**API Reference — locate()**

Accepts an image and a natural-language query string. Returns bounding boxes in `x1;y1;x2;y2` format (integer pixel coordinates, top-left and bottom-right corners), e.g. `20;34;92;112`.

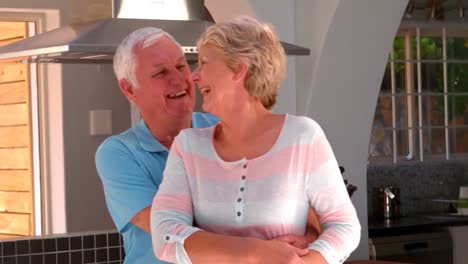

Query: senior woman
151;16;361;264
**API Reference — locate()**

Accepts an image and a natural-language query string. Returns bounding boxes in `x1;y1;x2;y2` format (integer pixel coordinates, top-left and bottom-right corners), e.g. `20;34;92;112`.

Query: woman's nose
191;67;200;83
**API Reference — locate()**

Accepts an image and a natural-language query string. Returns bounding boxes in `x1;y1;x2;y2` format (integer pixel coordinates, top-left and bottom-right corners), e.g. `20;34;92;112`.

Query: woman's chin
202;104;214;114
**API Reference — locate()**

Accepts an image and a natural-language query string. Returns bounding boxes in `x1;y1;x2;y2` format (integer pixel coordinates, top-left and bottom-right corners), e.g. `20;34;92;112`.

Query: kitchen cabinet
449;226;468;264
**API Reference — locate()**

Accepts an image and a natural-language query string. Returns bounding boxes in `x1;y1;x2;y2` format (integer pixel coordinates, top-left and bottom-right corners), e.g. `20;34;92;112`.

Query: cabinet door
449;226;468;264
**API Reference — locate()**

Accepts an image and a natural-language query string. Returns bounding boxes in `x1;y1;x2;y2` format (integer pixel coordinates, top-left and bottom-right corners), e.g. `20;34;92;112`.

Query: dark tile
56;238;69;252
16;241;29;255
3;256;15;264
43;239;56;253
95;235;107;248
108;233;120;247
109;247;120;261
17;255;29;264
109;262;122;264
119;234;123;245
30;254;43;264
82;235;94;249
44;253;56;264
70;251;82;264
30;240;43;254
120;246;125;260
0;242;3;256
57;252;69;264
2;242;15;257
83;250;94;264
70;237;81;251
96;248;107;262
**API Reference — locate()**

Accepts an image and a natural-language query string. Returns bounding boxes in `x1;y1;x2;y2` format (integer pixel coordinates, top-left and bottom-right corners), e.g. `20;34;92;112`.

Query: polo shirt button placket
236;162;248;222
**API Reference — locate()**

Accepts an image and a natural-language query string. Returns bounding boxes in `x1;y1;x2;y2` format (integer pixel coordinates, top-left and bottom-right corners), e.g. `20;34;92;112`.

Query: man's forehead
150;55;186;68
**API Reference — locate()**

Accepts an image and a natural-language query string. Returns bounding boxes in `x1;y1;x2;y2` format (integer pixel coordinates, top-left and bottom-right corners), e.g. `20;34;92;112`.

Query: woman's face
192;44;238;115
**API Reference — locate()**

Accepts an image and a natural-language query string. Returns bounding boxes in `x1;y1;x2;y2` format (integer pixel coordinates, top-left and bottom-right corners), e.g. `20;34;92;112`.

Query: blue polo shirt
95;112;218;264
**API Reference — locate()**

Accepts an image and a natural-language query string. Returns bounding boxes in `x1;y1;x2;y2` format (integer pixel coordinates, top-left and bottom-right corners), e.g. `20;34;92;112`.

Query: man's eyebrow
152;63;165;69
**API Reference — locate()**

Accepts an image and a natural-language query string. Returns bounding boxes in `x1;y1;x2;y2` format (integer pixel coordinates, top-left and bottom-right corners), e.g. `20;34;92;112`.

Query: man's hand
273;231;318;250
130;206;151;233
273;208;321;250
248;239;308;264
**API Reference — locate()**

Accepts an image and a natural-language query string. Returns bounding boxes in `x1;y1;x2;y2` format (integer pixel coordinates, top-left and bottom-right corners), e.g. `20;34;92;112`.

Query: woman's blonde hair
197;16;286;109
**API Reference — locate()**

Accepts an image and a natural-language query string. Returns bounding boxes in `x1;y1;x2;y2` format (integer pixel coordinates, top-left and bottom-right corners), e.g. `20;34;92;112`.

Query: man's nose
169;68;186;84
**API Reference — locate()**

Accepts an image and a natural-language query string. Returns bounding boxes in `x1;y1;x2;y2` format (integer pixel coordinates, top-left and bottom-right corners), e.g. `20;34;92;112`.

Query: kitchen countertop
368;214;468;237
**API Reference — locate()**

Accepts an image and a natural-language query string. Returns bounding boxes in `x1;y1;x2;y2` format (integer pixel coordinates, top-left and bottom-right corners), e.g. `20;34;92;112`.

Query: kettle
374;186;401;219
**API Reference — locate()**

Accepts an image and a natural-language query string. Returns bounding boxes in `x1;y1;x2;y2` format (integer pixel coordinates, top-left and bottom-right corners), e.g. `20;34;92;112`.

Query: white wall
295;0;408;260
250;0;297;115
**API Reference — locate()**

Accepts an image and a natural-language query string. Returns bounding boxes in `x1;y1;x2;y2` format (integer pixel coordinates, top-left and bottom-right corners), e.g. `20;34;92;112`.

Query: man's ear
233;62;248;84
119;79;137;104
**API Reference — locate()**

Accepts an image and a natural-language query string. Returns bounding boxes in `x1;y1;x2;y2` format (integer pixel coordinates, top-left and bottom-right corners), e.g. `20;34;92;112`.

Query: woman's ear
119;79;137;104
233;62;249;83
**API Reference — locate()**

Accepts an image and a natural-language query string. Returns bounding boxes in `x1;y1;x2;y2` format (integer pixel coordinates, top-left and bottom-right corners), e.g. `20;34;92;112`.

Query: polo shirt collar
133;120;168;152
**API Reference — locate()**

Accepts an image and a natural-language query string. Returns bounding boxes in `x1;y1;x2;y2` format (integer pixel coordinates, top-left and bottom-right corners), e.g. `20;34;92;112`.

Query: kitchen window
370;24;468;163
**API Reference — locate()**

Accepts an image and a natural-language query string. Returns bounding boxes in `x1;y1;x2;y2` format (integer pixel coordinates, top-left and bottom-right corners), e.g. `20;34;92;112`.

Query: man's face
128;36;195;121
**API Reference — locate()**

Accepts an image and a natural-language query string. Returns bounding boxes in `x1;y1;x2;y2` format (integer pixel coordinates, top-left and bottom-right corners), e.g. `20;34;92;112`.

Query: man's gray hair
113;27;181;88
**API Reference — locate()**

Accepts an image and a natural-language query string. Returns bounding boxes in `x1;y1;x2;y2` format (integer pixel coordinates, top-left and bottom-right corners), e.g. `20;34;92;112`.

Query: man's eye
152;70;167;78
176;65;186;70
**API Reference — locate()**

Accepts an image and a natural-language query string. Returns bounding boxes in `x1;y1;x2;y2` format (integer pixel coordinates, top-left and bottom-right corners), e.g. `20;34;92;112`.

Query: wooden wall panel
0;21;33;237
0;170;31;191
0;22;27;42
0;103;28;125
0;63;27;83
0;191;32;213
0;233;25;239
0;37;24;47
0;213;30;235
0;81;28;104
0;148;30;169
0;125;29;147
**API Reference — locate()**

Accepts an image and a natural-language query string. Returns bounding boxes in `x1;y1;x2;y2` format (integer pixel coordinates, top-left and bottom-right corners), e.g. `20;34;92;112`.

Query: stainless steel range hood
0;0;309;64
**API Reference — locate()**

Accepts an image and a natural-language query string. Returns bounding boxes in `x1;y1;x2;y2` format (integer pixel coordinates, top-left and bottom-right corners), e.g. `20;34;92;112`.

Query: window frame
370;22;468;164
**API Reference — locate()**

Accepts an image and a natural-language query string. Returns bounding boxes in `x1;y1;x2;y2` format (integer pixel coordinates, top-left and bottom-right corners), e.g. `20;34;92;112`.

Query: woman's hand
248;238;309;264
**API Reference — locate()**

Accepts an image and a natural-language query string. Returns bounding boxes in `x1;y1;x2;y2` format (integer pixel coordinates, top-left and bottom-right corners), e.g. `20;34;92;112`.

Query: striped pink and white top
151;115;361;264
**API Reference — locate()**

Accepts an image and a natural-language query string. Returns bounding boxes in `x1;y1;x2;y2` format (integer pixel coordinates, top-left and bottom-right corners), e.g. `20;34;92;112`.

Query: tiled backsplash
0;230;124;264
367;160;468;217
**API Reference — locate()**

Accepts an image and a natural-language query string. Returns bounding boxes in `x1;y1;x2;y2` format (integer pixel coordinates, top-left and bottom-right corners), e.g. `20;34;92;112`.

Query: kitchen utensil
374;186;400;219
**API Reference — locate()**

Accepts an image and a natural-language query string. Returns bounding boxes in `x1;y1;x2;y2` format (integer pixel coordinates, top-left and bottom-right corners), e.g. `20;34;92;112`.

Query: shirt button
240;187;244;192
243;164;247;169
165;236;170;241
237;198;242;202
241;175;246;180
237;212;242;216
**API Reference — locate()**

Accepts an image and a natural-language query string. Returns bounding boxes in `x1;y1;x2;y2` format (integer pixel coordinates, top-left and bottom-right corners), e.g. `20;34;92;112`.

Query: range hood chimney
0;0;309;64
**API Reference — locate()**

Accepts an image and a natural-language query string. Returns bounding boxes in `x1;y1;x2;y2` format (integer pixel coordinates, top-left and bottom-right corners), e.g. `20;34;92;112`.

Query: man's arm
96;137;158;234
131;206;151;233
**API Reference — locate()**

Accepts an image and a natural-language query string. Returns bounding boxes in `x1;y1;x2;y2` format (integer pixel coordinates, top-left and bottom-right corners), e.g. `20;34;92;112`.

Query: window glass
447;37;468;60
421;95;445;127
419;63;444;92
448;95;468;126
449;127;468;154
422;127;446;155
447;63;468;93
